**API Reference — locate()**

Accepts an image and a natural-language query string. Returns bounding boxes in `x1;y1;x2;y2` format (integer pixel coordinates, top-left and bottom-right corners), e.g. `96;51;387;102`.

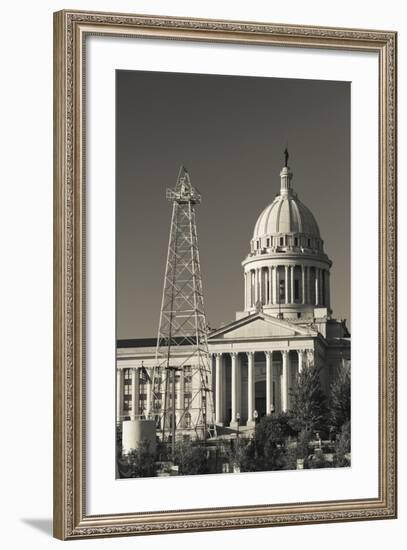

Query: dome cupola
242;150;332;320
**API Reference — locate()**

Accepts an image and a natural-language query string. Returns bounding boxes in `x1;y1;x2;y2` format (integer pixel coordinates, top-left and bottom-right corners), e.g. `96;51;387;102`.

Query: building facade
117;157;350;435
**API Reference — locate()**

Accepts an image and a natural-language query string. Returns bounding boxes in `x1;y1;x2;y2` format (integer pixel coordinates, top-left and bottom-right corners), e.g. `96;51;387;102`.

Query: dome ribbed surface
253;196;320;239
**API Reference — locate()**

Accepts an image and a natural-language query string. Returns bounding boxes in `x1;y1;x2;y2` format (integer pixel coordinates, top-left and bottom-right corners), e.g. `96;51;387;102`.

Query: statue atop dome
284;147;289;168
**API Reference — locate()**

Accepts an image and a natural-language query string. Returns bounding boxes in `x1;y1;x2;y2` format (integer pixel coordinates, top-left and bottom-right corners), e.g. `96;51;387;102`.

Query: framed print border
53;9;397;540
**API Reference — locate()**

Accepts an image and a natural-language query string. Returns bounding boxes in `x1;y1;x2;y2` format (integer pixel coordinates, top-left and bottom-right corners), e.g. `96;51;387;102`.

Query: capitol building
117;156;350;436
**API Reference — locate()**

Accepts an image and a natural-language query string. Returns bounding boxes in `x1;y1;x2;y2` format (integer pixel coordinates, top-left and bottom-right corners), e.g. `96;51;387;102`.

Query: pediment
209;313;316;341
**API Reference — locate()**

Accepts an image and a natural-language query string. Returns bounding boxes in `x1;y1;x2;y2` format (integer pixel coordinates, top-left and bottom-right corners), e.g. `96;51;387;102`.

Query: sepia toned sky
116;70;350;339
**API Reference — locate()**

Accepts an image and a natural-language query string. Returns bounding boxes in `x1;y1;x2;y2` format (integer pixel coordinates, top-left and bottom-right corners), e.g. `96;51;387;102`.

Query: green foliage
173;440;210;475
329;363;351;432
289;364;328;434
125;440;157;478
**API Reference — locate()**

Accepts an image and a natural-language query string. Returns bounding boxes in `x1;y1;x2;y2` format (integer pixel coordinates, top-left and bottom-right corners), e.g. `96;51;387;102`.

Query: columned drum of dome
242;156;332;320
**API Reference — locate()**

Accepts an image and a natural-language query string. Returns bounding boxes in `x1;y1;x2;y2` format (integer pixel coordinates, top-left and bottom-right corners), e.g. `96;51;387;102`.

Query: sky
116;70;350;339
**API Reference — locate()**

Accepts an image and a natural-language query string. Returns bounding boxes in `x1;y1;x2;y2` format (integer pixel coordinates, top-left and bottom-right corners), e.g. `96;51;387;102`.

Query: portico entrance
255;380;266;418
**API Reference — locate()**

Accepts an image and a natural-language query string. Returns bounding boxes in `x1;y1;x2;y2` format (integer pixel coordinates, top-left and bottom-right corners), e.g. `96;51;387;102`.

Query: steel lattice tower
149;166;216;451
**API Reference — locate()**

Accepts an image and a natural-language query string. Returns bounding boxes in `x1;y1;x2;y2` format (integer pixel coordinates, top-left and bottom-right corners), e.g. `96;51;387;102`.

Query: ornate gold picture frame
53;9;397;540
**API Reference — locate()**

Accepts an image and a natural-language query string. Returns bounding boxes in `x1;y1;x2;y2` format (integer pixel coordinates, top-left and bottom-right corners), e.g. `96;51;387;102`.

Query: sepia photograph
115;69;351;479
52;8;397;540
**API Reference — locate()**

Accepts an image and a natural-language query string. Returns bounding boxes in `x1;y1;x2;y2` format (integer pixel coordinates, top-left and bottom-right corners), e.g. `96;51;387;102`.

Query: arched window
184;412;192;428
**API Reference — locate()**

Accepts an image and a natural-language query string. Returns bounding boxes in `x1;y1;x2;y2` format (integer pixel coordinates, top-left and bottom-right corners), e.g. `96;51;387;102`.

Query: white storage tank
122;419;156;455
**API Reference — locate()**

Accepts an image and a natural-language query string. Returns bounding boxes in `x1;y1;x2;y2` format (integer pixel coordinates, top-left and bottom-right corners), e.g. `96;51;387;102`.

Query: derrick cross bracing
148;166;216;450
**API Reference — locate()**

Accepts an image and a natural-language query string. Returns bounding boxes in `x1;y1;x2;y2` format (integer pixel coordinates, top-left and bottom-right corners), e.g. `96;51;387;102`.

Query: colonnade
117;348;312;430
244;264;330;310
213;349;309;428
116;367;192;426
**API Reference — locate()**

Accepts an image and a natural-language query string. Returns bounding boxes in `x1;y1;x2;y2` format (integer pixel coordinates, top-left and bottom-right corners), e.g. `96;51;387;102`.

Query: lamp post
233;412;241;471
253;410;259;466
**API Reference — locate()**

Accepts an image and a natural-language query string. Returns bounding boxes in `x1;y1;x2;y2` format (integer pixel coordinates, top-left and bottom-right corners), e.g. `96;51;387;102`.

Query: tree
289;364;328;434
255;412;296;446
281;429;313;470
123;440;157;478
248;413;296;471
173;440;209;475
329;362;351;432
334;420;351;467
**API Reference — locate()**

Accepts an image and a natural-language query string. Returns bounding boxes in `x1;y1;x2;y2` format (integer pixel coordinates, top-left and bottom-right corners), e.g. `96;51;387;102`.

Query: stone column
306;266;311;304
326;271;331;310
247;352;255;425
285;265;289;304
249;270;253;307
268;266;272;304
320;270;324;306
259;269;263;304
145;373;152;418
244;272;247;310
301;265;306;304
264;268;268;305
237;354;242;417
249;271;252;309
215;353;224;425
290;265;295;304
230;352;240;428
131;367;139;420
265;351;273;415
116;368;123;423
273;266;277;304
298;350;305;375
320;269;323;305
281;351;289;412
315;267;319;306
254;270;258;304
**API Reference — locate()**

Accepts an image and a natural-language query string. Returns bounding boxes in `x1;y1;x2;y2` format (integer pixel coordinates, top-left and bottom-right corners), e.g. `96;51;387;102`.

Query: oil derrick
149;166;216;453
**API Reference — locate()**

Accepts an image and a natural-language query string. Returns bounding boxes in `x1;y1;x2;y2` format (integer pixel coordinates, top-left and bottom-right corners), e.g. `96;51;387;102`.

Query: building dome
253;195;320;240
249;164;324;253
242;151;332;320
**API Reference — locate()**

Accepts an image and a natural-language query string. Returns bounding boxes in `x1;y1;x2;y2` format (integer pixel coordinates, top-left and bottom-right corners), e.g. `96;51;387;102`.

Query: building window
266;238;270;247
184;392;192;408
279;279;285;301
294;279;300;301
294;237;298;246
280;237;284;246
307;238;311;247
